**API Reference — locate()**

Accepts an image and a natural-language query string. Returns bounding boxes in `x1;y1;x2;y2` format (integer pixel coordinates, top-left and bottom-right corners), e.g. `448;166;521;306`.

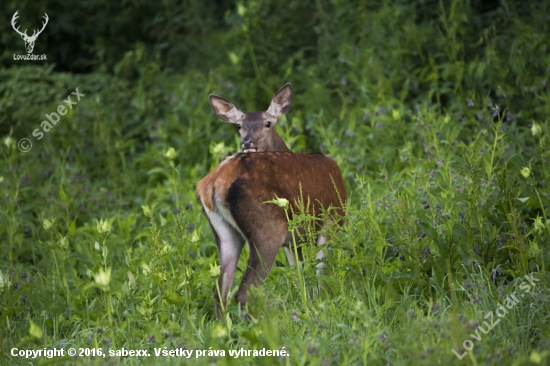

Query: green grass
1;0;550;364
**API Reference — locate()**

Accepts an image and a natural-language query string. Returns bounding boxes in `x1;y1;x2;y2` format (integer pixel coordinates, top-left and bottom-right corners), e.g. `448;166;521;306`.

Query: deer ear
209;95;245;123
267;83;292;118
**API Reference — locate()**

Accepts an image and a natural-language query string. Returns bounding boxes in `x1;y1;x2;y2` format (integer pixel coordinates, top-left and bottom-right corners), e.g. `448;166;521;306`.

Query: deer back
197;152;346;235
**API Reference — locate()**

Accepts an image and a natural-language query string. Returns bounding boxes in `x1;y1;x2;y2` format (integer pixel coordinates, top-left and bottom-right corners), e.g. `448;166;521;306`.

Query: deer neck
269;130;290;152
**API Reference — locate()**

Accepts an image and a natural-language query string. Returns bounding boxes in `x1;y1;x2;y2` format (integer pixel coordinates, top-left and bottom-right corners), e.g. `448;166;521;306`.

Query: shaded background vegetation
1;0;549;364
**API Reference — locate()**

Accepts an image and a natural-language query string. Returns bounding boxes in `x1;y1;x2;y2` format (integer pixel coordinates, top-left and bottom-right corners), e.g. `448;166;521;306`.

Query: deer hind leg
206;209;245;318
235;221;288;305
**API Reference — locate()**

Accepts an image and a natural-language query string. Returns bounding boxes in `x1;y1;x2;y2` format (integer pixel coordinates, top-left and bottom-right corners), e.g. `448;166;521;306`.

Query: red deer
196;152;346;317
209;83;293;153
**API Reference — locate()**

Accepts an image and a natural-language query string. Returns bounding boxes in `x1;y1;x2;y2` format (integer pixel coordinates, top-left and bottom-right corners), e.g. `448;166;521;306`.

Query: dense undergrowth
1;0;549;364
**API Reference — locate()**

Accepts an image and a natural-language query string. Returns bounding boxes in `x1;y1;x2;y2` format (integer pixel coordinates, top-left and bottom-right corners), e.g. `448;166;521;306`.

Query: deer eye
236;124;242;130
266;122;271;128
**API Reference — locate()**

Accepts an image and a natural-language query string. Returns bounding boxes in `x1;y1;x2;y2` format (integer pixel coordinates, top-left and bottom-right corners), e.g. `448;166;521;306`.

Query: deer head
11;11;49;54
209;83;293;152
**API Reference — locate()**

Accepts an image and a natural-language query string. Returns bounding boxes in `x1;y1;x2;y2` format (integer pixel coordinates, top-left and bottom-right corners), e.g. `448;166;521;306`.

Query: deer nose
242;136;253;149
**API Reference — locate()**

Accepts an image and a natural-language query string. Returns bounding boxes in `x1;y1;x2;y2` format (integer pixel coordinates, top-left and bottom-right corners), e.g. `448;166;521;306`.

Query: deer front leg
315;234;327;293
284;227;310;266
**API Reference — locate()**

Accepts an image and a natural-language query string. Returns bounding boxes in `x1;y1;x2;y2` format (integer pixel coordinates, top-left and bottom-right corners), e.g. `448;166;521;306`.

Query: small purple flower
147;335;156;343
173;209;180;215
505;112;512;122
467;100;474;107
479;149;484;155
474;244;481;254
421;199;429;209
362;112;369;121
379;331;388;342
491;267;503;280
60;340;66;346
421;246;431;258
492;108;500;117
431;302;440;314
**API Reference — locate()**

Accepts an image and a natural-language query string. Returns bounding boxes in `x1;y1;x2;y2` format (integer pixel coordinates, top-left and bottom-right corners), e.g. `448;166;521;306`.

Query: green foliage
1;0;550;364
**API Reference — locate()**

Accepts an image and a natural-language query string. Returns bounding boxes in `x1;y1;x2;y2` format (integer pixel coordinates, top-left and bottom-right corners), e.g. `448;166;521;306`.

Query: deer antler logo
11;11;49;54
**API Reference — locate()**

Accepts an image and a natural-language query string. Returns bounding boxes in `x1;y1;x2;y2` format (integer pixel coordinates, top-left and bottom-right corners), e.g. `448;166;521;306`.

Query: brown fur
196;152;346;316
